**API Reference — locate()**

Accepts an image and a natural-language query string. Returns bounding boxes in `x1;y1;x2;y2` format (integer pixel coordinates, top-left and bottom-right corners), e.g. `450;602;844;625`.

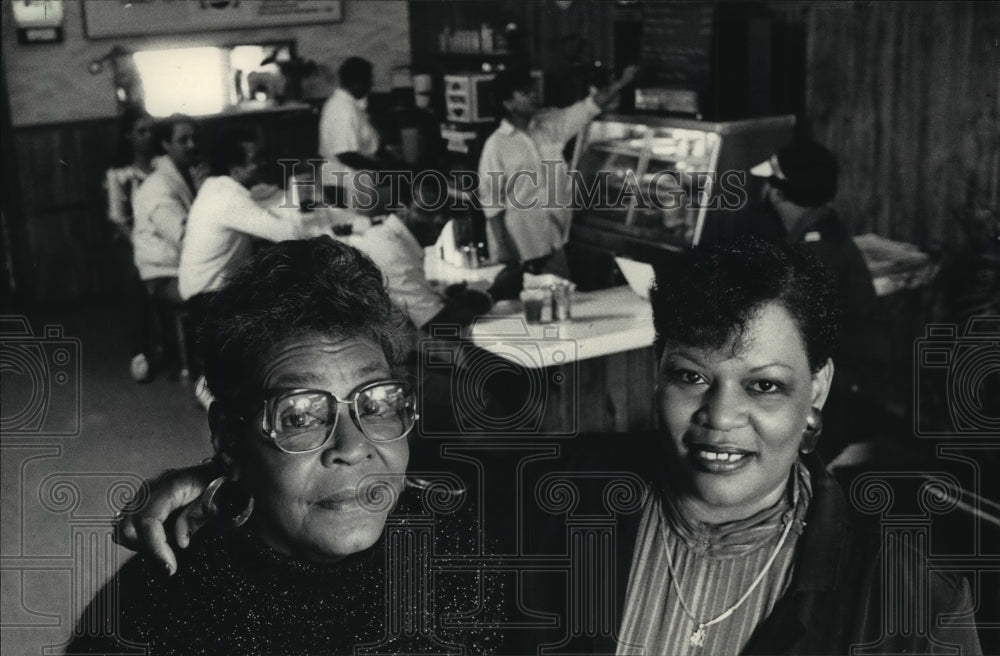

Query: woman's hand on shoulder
113;462;216;575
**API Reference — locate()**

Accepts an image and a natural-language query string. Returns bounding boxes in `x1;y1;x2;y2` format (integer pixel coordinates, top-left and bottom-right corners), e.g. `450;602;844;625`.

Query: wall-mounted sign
12;0;65;44
83;0;343;40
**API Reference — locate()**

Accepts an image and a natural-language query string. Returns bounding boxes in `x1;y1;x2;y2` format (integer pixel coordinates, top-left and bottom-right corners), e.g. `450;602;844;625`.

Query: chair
146;292;195;384
171;305;193;383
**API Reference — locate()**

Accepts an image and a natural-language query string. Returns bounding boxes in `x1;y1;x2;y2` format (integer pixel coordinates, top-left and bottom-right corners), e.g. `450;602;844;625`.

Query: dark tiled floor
2;304;208;655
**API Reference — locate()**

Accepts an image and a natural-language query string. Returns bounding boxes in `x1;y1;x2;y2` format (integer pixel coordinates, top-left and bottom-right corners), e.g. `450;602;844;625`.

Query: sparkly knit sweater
68;488;505;656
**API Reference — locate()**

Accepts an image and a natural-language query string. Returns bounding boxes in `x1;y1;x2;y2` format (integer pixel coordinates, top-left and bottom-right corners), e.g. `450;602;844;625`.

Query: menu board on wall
83;0;343;39
641;2;713;90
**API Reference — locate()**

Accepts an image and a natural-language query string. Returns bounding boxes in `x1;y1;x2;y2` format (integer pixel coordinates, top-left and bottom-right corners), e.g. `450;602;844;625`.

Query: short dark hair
156;113;196;145
490;63;535;106
338;56;373;88
119;104;150;137
650;236;839;372
114;104;153;165
197;236;408;405
214;127;257;175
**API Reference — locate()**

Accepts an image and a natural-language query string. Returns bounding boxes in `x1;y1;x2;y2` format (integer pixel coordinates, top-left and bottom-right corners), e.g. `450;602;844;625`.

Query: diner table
269;186;659;434
265;185;372;238
463;286;659;434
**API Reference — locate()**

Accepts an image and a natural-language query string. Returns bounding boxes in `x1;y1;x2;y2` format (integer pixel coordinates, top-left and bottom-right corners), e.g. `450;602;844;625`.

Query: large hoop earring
801;406;823;454
201;476;254;528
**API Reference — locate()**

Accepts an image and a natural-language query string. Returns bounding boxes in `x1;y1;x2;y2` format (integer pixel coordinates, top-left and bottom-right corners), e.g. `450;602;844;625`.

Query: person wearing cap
477;64;638;278
749;141;887;458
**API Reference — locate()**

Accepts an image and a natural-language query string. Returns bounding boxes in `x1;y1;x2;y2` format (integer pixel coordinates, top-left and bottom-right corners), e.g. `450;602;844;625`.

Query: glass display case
569;114;796;260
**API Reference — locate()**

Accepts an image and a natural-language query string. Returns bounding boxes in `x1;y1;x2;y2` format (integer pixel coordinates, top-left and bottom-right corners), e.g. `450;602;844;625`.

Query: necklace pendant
690;625;707;647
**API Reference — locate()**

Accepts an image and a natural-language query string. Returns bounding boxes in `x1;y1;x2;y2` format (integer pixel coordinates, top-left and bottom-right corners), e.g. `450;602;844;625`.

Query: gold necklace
658;506;795;648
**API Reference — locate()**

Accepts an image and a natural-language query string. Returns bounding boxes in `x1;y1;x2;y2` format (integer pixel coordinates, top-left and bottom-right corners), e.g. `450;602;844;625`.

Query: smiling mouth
688;445;755;471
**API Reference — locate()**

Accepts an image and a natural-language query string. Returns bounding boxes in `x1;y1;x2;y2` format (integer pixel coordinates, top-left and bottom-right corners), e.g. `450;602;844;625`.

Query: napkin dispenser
434;218;484;269
614;256;655;299
435;219;462;267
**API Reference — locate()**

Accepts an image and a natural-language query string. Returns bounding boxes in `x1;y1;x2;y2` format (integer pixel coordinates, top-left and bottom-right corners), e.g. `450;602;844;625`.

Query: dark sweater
67;488;505;656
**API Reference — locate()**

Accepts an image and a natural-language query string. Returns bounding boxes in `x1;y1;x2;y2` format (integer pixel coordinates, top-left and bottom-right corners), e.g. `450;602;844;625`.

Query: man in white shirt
179;130;327;301
477;65;638;277
133;114;209;303
318;57;396;210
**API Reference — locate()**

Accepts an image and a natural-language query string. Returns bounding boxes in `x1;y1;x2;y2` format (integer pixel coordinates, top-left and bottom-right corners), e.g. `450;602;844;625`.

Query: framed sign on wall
12;0;65;44
83;0;343;39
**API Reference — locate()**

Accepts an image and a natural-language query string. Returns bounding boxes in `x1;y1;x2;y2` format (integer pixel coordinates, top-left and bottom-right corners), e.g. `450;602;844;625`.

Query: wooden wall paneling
9;108;321;303
806;2;1000;249
962;4;1000;228
879;3;906;239
565;346;657;435
625;346;657;433
12;120;121;303
924;2;959;248
2;61;22;303
20;208;110;302
895;3;919;243
14;120;117;213
850;5;876;237
859;3;883;238
905;4;936;249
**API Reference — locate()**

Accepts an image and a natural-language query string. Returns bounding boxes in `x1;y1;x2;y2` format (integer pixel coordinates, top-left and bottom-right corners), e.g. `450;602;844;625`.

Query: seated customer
106;106;160;242
104;105;161;382
178;129;329;301
70;236;504;655
133;114;209;304
353;181;522;332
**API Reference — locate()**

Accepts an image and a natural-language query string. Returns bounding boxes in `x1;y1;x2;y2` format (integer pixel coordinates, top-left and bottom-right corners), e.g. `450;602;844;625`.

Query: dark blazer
513;433;982;656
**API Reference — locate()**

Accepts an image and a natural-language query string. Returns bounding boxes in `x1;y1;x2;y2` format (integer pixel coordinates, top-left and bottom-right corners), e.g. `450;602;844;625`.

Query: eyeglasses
260;380;417;454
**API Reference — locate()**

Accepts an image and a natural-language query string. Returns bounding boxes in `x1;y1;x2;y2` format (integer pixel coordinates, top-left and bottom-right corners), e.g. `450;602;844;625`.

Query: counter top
425;255;505;288
204;101;314;118
466;286;655;369
267;192;372;236
853;233;937;296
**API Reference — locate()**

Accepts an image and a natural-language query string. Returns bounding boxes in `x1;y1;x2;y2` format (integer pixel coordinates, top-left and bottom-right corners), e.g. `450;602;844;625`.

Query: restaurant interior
1;1;998;654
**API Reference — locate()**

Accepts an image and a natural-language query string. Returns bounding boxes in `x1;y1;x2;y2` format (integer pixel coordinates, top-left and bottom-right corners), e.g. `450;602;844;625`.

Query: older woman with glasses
103;237;984;656
70;236;503;655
